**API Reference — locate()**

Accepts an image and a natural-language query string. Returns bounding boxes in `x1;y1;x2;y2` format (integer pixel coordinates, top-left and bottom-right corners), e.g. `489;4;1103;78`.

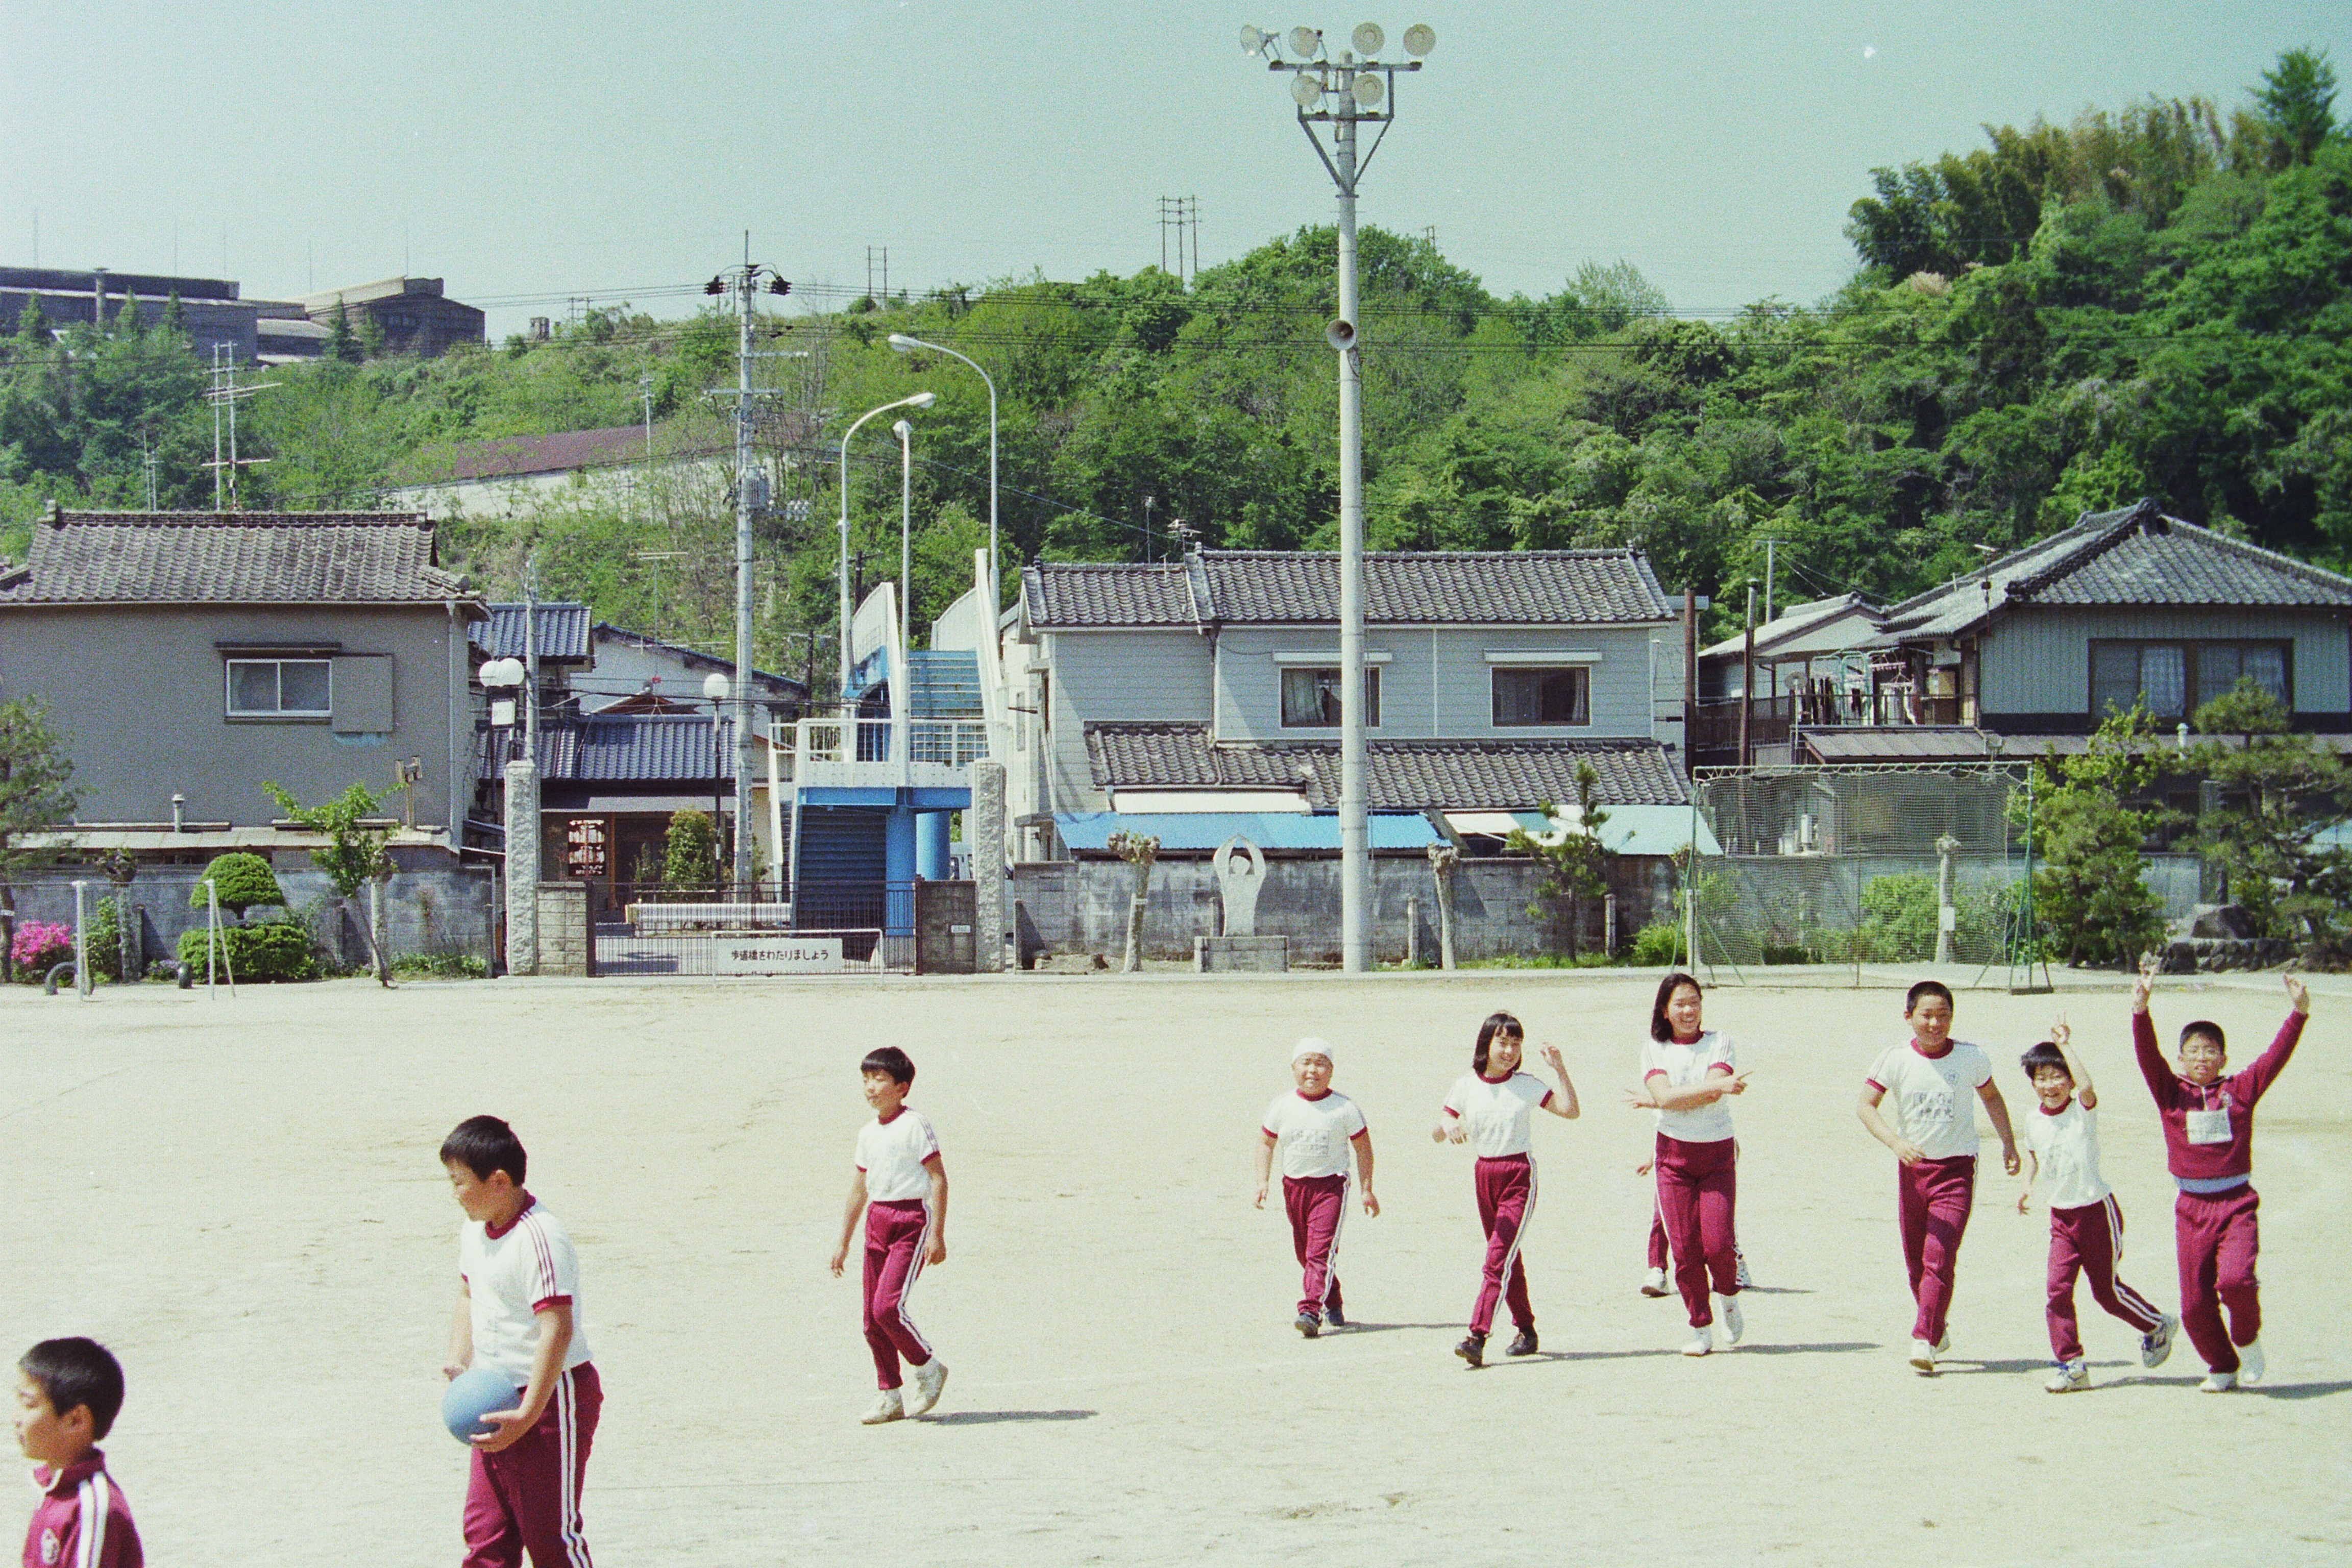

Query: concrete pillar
884;805;917;936
916;812;952;882
971;761;1006;973
504;760;541;975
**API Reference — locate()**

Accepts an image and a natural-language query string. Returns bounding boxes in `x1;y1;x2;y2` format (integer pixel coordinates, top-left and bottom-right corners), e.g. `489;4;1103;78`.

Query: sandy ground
5;967;2348;1567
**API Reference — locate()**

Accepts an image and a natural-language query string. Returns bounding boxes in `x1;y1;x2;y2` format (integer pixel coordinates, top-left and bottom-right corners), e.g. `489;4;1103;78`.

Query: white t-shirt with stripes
460;1199;593;1382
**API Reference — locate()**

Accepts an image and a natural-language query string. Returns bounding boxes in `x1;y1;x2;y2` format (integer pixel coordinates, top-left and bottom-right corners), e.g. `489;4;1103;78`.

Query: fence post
505;758;542;976
1406;892;1422;968
971;760;1007;974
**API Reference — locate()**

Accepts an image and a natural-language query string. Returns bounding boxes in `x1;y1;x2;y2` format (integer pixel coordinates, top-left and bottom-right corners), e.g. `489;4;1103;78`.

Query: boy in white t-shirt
829;1047;949;1425
440;1115;600;1568
1255;1037;1380;1338
2017;1021;2174;1392
1857;981;2020;1374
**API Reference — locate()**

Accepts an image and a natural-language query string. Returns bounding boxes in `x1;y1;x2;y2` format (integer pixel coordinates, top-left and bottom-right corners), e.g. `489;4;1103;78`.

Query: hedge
176;920;318;982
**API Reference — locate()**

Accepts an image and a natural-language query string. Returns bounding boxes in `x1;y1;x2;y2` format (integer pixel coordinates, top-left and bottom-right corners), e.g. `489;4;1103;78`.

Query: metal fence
591;881;911;975
1686;763;2045;985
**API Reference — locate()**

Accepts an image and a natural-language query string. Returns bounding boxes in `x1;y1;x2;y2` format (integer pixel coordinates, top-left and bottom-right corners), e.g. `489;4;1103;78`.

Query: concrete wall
0;603;479;829
7;861;495;972
1980;606;2351;719
1011;854;1676;966
536;882;589;977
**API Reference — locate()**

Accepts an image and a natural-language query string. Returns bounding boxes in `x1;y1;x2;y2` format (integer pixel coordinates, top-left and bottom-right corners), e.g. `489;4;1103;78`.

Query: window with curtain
1491;667;1591;726
2089;641;2292;720
1280;667;1379;727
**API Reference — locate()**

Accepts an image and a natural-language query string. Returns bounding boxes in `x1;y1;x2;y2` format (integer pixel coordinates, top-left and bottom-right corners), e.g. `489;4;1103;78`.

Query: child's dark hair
2179;1020;2227;1052
19;1338;124;1440
440;1115;527;1184
1473;1012;1524;1075
1650;972;1702;1043
862;1046;916;1086
2019;1042;2071;1080
1905;979;1955;1015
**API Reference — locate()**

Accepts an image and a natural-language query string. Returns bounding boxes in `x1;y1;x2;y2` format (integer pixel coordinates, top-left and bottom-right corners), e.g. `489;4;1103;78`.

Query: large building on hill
0;265;483;364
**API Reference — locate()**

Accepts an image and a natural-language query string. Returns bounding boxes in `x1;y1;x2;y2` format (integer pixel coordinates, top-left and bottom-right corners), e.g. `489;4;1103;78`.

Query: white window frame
225;657;333;719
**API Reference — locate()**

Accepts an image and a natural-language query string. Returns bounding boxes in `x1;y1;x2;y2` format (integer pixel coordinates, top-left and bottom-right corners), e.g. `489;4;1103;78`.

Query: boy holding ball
442;1115;600;1568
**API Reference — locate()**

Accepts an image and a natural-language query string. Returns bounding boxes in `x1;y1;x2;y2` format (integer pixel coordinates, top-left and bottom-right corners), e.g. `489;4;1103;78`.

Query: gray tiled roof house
0;508;471;603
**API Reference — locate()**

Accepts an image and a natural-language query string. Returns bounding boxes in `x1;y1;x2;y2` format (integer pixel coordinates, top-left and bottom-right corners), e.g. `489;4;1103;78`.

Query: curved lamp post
838;391;936;705
887;334;997;608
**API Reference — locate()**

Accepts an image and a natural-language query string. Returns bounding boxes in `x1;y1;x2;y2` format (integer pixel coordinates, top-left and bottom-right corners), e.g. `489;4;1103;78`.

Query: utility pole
704;237;794;891
1245;20;1435;972
203;345;277;510
1763;538;1778;623
523;552;541;757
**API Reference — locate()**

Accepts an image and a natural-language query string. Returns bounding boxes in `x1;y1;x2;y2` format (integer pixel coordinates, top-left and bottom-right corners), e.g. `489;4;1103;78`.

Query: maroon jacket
2133;1009;2304;1183
23;1452;140;1568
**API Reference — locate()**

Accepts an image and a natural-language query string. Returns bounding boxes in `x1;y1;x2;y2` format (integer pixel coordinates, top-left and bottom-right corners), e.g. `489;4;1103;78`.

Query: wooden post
1739;586;1756;768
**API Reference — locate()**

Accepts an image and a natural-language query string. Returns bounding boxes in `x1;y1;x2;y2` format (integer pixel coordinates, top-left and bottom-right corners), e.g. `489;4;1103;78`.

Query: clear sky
3;2;2346;333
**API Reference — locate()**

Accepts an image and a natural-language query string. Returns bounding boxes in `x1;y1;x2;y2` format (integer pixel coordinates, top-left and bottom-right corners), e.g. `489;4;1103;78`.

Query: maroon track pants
863;1198;936;1390
2175;1184;2262;1375
462;1362;600;1568
2046;1196;2164;1362
1897;1155;1976;1345
1648;1209;1669;1271
1656;1134;1738;1328
1283;1173;1349;1319
1470;1155;1536;1337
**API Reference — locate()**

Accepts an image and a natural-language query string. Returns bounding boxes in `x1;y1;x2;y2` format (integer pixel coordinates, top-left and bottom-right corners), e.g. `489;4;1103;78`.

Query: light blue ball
442;1367;525;1444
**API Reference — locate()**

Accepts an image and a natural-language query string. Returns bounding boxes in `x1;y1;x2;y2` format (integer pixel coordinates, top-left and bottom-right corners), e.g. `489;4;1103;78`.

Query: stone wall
8;861;494;974
535;882;590;977
1011;854;1676;967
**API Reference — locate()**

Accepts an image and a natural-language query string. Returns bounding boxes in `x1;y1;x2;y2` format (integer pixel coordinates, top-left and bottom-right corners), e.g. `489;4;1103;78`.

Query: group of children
17;964;2312;1568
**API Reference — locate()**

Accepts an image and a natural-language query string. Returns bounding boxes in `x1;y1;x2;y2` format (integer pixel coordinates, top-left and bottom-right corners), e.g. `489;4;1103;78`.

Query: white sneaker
1640;1266;1670;1297
1933;1329;1951;1356
1908;1338;1938;1374
861;1388;905;1425
909;1357;949;1416
1719;1296;1745;1345
2141;1315;2177;1369
1734;1248;1753;1290
1681;1328;1712;1357
2044;1360;2089;1393
2198;1370;2237;1393
2237;1341;2264;1386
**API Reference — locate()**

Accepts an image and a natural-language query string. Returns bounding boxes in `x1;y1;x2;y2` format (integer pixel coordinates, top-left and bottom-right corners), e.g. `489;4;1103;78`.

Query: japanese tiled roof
1085;722;1687;808
1877;500;2352;641
0;510;473;604
479;714;738;782
1026;549;1674;628
472;602;594;662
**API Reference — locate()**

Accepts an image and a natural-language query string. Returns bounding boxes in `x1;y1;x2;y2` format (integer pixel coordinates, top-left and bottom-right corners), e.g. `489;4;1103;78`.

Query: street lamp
702;672;730;887
893;418;915;650
887;333;998;608
1242;19;1436;972
838;392;937;705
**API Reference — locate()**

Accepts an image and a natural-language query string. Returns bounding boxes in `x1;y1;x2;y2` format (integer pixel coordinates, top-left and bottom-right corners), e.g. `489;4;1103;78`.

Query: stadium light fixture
1402;22;1435;56
1288;26;1321;58
1351;22;1384;55
1240;23;1269;55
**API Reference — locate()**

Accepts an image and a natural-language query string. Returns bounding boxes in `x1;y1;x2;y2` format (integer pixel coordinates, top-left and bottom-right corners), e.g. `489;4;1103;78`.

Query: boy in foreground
2016;1021;2173;1392
1255;1037;1379;1337
1857;980;2020;1375
15;1337;140;1567
443;1115;600;1568
2132;957;2310;1391
830;1047;949;1425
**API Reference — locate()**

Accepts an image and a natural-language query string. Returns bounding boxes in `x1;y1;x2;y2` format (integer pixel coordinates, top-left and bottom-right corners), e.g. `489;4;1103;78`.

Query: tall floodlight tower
1242;20;1436;971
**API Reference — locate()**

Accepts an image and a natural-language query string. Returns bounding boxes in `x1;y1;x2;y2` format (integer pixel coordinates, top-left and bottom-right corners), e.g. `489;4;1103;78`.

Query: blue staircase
793;805;889;929
905;649;985;719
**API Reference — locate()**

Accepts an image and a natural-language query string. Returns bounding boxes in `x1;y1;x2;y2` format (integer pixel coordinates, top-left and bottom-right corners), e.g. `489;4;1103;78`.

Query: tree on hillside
2247;47;2339;168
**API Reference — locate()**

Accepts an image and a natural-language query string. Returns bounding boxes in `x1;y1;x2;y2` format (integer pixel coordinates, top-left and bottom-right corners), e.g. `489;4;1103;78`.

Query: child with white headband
1254;1038;1380;1337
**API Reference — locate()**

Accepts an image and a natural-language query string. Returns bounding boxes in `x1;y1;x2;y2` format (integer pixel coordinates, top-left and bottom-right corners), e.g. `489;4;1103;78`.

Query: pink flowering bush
10;920;73;978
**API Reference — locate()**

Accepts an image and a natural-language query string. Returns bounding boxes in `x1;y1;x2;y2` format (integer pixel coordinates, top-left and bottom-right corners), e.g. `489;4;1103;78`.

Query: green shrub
1629;919;1686;967
176;919;318;981
188;853;286;919
1859;874;1938;962
662;810;718;886
391;951;487;979
84;895;132;982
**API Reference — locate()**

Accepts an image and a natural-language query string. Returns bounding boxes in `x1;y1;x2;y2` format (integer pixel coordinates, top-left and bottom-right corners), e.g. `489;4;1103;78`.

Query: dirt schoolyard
6;970;2345;1566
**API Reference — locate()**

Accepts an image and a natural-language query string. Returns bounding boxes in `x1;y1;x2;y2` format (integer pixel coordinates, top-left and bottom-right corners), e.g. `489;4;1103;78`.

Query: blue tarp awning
1056;811;1441;853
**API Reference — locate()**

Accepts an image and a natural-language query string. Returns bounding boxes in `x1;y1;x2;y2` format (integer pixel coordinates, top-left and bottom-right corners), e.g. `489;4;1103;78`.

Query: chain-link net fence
1686;764;2042;984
